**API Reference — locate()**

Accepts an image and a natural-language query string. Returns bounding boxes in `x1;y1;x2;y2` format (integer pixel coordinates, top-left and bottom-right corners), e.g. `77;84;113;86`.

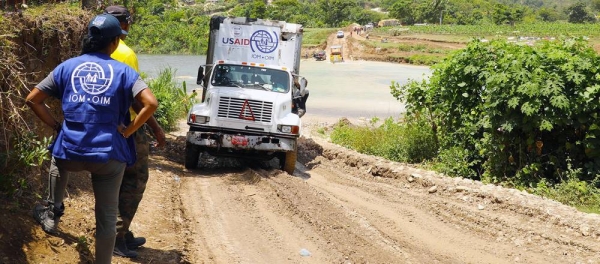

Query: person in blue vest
105;5;166;258
25;14;158;264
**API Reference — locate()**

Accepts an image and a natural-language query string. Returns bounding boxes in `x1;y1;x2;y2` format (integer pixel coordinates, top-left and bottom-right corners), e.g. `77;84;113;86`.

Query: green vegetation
16;0;593;56
142;68;197;132
403;54;442;65
126;0;210;54
303;28;338;46
355;37;449;65
122;0;385;54
331;37;600;213
400;22;600;39
331;117;437;163
11;0;600;55
75;236;92;256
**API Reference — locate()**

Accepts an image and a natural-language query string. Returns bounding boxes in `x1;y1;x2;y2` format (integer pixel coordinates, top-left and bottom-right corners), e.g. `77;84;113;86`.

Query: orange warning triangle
239;100;256;121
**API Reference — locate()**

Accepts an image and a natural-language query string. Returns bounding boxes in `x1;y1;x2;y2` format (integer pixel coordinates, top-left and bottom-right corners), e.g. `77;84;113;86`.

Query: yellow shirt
111;39;139;72
111;39;139;119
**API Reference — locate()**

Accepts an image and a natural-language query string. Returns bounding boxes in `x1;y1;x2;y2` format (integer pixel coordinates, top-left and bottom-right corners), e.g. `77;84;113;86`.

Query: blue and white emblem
71;62;114;95
250;30;278;53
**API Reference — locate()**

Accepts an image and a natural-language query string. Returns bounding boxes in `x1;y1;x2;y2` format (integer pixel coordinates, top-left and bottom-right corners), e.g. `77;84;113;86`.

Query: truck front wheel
281;149;297;174
185;142;201;169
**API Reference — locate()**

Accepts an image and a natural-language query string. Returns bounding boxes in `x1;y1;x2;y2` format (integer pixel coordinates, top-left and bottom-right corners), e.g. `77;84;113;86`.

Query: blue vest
50;53;139;165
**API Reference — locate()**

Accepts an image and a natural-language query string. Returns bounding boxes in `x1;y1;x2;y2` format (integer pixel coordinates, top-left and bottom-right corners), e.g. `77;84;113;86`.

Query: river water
138;54;431;125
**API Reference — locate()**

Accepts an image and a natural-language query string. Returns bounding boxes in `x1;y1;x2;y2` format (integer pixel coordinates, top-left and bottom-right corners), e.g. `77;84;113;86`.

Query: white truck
185;16;308;174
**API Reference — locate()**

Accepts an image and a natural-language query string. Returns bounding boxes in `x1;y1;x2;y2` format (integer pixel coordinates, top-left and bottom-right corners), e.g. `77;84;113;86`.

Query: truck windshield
211;64;290;93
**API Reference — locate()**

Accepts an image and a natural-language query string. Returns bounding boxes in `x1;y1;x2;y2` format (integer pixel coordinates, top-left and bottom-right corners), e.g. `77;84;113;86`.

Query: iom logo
68;62;114;105
71;62;114;95
250;30;278;53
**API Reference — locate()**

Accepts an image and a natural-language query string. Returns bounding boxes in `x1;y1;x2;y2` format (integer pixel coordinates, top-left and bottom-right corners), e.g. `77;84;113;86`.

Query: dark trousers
47;157;125;264
116;125;150;238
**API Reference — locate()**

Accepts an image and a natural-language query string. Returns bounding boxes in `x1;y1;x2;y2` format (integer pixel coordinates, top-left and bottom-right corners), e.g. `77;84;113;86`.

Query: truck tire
185;142;201;169
281;149;297;174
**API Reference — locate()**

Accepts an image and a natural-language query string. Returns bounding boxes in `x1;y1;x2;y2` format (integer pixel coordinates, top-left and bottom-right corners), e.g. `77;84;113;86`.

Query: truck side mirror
298;76;308;96
196;66;205;85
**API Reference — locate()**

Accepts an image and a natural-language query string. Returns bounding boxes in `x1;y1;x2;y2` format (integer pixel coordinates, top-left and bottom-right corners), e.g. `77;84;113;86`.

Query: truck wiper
229;83;243;88
249;83;271;91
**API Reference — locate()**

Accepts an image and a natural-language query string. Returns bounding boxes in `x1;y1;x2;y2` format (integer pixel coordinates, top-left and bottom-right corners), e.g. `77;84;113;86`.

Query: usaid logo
250;30;278;53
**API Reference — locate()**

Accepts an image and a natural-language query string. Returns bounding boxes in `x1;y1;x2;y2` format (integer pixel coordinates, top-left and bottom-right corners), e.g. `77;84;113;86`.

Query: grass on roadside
303;28;338;46
330;117;437;164
328;117;600;214
142;68;197;132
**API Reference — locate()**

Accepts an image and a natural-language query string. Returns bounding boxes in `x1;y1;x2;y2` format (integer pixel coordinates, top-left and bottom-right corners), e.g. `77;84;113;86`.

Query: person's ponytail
81;34;118;55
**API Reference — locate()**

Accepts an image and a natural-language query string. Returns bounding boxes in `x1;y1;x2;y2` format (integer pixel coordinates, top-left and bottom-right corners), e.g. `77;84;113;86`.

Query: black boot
125;231;146;249
113;237;138;258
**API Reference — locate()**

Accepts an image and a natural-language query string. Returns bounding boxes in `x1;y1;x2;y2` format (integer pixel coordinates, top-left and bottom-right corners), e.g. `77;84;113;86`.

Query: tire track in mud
173;129;600;264
299;133;600;264
179;167;334;263
295;160;540;263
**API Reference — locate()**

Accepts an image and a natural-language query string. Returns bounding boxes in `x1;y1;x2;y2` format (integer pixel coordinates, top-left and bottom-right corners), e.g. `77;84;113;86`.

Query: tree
350;8;385;25
268;0;300;21
249;0;267;19
441;0;493;25
538;7;560;22
492;3;526;26
566;2;596;23
388;0;449;25
316;0;359;27
388;0;417;25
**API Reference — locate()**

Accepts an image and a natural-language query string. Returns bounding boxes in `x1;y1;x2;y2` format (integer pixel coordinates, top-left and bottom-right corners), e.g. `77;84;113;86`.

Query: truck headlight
190;114;210;124
278;125;299;134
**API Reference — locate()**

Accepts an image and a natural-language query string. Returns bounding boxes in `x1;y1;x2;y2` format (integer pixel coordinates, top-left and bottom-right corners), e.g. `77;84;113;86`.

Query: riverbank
303;24;466;66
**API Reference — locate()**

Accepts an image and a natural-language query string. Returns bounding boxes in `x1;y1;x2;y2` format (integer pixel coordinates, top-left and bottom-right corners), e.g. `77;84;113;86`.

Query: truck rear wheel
185;142;201;169
281;149;297;174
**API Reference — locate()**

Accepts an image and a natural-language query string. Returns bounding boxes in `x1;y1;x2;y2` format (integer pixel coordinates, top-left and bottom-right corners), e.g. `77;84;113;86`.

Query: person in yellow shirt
104;5;166;259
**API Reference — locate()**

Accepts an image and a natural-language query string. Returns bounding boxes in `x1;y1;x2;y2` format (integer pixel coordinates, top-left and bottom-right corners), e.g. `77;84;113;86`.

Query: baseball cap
88;14;128;40
104;5;133;25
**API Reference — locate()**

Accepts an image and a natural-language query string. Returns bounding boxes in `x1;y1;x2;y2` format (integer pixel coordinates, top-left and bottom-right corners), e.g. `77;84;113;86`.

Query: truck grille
218;97;273;122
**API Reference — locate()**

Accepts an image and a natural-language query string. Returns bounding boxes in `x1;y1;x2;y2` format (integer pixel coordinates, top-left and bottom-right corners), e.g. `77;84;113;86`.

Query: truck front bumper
187;131;296;152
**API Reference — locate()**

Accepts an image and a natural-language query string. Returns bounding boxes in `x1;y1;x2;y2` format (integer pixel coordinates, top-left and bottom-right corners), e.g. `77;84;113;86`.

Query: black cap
88;14;128;40
104;5;133;25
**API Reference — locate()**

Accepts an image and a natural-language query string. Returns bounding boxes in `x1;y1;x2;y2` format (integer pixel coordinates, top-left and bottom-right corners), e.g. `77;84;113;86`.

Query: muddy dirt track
109;121;600;264
18;120;600;264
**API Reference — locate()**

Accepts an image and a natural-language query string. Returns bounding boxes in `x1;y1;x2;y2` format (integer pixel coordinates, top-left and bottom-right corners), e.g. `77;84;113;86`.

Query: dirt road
107;121;600;264
19;120;600;264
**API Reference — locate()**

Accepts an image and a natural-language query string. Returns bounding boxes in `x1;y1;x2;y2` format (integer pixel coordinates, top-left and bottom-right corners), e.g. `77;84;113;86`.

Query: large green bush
392;38;600;186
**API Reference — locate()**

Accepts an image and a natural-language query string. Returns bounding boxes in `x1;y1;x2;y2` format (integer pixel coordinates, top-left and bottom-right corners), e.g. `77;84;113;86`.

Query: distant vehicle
313;50;326;61
378;19;400;27
330;45;343;63
336;30;344;38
